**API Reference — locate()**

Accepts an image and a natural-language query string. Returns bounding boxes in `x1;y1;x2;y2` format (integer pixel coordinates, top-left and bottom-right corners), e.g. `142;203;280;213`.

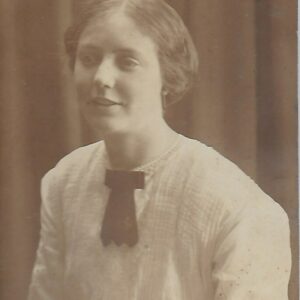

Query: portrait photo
0;0;298;299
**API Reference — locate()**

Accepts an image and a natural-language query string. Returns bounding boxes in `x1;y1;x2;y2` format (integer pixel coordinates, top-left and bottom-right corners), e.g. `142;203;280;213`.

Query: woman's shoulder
177;135;287;221
45;140;105;182
177;135;250;183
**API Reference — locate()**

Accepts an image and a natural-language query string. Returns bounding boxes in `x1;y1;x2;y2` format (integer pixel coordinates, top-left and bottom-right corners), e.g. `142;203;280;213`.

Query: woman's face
74;12;164;137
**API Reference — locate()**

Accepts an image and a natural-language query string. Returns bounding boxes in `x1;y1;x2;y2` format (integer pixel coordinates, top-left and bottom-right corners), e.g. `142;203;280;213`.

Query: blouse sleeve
211;199;291;300
28;169;64;300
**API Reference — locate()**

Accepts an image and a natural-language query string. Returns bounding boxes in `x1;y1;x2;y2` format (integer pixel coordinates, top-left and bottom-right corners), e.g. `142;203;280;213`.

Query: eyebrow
77;44;99;53
78;42;139;53
115;48;143;58
78;45;145;60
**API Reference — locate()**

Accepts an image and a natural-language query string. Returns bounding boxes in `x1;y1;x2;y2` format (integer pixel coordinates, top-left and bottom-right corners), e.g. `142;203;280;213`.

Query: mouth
89;97;121;107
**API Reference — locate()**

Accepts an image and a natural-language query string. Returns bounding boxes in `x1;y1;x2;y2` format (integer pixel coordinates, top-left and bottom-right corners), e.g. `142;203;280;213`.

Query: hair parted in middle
65;0;199;105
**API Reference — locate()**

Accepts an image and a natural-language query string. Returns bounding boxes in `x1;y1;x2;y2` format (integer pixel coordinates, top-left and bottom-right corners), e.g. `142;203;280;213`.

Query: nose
93;58;115;89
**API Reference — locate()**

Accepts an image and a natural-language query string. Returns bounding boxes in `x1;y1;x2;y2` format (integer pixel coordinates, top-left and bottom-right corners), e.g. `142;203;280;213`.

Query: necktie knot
101;169;145;247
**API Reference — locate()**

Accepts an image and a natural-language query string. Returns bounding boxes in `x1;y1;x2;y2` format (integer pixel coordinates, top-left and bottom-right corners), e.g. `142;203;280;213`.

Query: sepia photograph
0;0;298;299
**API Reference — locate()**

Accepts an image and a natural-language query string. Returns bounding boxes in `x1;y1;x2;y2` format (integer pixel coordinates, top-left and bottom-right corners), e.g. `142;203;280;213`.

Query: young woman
28;0;291;299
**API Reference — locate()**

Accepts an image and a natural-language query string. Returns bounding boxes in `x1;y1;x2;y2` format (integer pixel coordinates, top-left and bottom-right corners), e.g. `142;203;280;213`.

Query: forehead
78;12;158;53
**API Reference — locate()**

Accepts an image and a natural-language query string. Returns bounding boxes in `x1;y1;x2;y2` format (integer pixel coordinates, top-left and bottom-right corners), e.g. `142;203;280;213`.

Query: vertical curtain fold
255;1;298;299
0;1;81;299
184;0;258;178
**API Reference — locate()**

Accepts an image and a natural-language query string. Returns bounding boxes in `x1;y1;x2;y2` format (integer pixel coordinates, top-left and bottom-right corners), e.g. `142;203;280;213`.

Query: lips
90;97;121;106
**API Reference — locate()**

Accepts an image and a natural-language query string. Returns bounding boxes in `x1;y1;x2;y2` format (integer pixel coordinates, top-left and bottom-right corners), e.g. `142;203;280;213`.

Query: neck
104;121;178;170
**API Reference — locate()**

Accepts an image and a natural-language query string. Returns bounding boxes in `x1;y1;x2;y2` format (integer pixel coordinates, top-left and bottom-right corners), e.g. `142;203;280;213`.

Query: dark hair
64;0;199;103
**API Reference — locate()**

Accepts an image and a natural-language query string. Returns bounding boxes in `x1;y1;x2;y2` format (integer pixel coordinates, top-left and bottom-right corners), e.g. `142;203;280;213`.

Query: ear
161;89;168;110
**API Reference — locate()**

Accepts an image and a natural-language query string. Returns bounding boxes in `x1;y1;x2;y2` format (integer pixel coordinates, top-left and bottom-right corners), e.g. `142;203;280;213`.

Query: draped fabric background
0;0;297;299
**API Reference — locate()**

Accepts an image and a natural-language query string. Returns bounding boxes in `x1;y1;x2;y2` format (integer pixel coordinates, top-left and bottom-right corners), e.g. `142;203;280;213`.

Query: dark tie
101;169;145;247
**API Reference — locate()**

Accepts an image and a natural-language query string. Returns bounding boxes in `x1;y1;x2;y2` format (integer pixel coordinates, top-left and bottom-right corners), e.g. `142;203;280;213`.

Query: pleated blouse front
28;135;291;300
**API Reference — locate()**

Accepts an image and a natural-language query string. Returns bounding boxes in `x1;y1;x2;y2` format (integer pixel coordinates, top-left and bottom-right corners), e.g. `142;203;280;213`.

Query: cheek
126;68;162;95
117;77;161;105
73;64;94;98
141;73;163;100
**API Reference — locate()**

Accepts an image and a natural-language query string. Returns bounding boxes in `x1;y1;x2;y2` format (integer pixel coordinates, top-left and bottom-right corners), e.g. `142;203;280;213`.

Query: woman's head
65;0;199;104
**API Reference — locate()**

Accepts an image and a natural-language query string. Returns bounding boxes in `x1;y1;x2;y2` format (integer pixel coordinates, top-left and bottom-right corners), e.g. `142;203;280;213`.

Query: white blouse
28;135;291;300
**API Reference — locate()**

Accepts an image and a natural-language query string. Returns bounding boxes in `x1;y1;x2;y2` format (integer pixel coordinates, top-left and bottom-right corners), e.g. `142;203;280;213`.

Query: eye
78;52;99;68
117;56;140;70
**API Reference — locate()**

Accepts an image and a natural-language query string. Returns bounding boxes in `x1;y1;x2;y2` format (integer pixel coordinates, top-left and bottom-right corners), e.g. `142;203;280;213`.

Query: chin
86;118;126;137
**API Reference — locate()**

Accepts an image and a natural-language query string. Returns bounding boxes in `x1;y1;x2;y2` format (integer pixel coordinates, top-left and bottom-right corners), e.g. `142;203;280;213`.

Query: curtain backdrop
0;0;297;299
